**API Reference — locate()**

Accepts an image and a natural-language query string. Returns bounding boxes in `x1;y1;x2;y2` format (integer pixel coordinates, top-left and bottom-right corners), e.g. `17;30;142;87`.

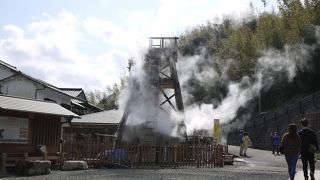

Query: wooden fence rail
62;141;224;168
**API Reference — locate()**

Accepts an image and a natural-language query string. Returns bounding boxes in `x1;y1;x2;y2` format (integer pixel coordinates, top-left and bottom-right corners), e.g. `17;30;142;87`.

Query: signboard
213;119;220;144
0;116;28;143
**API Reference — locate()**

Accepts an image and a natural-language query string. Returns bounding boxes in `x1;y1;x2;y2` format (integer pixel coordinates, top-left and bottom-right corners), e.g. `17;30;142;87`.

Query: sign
213;119;220;144
0;116;28;143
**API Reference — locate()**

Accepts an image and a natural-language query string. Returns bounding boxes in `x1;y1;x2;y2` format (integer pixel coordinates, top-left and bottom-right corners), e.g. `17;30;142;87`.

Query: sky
0;0;277;91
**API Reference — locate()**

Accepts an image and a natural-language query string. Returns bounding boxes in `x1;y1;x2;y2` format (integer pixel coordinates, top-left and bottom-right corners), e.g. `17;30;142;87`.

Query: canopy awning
0;95;80;118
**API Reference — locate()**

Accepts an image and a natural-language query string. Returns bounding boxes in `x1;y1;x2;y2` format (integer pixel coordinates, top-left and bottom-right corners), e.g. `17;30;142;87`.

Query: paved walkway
228;146;320;180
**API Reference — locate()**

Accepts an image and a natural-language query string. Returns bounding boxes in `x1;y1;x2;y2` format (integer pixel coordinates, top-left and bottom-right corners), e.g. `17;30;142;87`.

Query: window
61;103;71;110
43;98;57;103
0;116;28;143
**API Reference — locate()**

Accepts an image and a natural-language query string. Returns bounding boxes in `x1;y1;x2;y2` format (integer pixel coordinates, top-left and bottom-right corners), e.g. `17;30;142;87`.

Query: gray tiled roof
71;99;85;109
73;110;123;124
0;95;79;118
0;59;18;72
59;88;83;98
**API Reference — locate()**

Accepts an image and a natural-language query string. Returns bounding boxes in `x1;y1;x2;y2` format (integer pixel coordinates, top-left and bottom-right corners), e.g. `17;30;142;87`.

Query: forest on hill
87;0;320;115
177;0;320;113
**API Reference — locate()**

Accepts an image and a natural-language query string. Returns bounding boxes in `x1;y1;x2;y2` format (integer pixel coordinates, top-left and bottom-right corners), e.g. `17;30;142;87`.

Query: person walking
281;123;302;180
239;130;244;156
242;131;251;157
298;118;319;180
271;132;280;155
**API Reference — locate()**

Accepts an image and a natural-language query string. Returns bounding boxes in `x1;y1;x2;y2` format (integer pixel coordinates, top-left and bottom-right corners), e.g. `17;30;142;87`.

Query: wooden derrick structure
117;37;186;145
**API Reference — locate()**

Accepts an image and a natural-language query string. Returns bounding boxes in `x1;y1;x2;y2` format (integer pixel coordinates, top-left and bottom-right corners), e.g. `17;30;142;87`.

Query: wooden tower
117;37;186;145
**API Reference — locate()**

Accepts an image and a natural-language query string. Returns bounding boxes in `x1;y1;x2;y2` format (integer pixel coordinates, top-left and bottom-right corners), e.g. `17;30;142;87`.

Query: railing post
312;93;318;108
139;145;142;168
1;153;7;175
24;152;29;160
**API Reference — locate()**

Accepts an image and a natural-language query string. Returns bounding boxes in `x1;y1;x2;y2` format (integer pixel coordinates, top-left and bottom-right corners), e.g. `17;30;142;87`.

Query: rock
61;161;88;171
15;160;51;176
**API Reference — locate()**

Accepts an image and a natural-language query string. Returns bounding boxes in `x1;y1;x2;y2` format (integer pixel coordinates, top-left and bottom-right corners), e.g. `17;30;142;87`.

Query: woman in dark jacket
281;123;302;180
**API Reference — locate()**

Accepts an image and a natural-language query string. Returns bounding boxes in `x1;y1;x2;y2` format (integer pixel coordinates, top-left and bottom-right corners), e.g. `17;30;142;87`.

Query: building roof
0;72;78;100
0;59;19;72
71;99;86;109
59;88;83;98
0;60;101;112
0;60;81;100
72;109;123;124
0;95;79;118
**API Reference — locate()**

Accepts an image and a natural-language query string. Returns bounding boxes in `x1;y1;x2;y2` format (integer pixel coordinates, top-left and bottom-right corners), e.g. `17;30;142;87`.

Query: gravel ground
1;161;288;180
2;146;319;179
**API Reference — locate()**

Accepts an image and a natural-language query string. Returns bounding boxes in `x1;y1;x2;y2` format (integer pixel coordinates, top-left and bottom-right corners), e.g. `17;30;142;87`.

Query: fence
62;138;224;168
228;91;320;150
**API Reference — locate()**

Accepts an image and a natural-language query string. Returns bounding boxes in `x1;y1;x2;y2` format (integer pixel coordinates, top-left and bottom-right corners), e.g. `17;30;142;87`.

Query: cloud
83;0;256;52
122;0;254;35
0;10;129;89
0;0;266;91
83;18;126;45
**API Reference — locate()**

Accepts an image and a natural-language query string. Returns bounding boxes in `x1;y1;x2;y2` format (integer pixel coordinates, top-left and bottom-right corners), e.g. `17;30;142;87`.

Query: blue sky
0;0;277;90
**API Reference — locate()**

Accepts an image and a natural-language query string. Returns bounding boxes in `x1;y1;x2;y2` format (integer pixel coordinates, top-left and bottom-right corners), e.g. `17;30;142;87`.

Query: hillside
177;0;320;115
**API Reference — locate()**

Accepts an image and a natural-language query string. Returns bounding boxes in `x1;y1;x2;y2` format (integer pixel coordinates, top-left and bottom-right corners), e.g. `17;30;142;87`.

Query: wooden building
0;60;101;116
0;95;79;170
63;110;122;144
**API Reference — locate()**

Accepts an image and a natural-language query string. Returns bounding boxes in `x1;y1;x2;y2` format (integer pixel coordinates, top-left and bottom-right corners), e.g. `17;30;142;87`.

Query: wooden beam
160;63;169;71
160;79;175;89
169;58;184;111
160;94;175;106
161;89;176;111
160;72;171;79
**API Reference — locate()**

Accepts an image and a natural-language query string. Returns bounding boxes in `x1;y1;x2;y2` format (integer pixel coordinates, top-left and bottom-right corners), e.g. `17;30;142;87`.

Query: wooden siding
0;110;61;154
31;116;61;145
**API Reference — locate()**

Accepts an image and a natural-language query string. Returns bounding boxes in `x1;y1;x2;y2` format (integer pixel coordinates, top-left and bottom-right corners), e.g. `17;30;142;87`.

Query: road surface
228;145;320;180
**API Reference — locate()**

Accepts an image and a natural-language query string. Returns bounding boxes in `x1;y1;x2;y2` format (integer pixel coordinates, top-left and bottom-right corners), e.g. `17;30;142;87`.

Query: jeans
272;145;279;154
239;144;243;155
285;155;299;180
301;153;315;179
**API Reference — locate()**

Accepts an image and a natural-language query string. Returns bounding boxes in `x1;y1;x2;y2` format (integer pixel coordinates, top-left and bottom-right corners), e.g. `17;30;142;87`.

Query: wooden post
1;153;7;174
59;153;65;168
43;151;48;160
24;152;29;160
139;145;141;168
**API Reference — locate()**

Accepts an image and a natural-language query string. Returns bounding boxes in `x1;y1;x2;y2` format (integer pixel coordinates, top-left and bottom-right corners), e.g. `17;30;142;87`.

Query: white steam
178;42;316;135
118;27;320;139
118;49;180;140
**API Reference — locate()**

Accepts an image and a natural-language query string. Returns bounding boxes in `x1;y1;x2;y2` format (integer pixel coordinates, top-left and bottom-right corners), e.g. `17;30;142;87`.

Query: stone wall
228;91;320;150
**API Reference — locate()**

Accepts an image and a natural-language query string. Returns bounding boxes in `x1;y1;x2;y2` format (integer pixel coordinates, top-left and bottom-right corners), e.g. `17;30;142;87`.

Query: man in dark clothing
298;118;319;180
271;132;280;155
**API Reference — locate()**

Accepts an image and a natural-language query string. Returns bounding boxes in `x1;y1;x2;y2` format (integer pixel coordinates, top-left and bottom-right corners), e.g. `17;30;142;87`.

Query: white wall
0;77;35;98
37;88;71;105
0;66;14;80
0;76;72;106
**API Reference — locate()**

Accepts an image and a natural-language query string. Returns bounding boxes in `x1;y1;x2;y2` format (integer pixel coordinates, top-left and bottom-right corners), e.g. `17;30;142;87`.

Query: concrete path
228;146;320;180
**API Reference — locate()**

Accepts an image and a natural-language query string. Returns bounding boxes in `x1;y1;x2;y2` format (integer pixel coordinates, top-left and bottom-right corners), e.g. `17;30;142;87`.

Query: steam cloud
118;26;320;141
177;32;318;135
